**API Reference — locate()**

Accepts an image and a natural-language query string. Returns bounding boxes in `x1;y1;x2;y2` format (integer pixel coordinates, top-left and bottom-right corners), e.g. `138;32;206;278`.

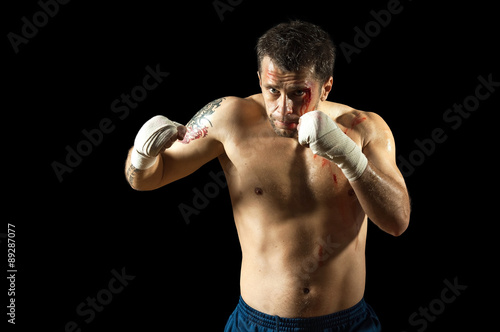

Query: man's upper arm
362;113;405;186
157;97;232;186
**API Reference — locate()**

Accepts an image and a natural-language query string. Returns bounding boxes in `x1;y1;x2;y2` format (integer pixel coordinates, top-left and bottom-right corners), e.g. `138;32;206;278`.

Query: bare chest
220;128;357;216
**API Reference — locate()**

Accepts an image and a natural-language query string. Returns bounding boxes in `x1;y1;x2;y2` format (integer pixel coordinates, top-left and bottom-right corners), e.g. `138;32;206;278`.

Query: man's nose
277;95;293;116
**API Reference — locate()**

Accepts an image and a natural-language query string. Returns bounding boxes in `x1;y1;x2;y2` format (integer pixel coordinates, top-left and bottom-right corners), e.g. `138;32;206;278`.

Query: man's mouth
274;120;298;130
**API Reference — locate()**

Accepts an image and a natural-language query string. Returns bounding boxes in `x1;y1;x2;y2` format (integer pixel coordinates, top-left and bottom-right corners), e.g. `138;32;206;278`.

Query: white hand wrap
298;111;368;181
131;115;181;170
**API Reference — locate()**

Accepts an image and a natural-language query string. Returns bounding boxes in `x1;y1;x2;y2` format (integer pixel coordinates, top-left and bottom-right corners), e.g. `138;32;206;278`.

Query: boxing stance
125;21;410;331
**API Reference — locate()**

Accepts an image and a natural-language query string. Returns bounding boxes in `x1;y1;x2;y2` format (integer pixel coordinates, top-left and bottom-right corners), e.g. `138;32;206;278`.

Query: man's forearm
125;147;163;191
350;161;410;236
125;115;186;190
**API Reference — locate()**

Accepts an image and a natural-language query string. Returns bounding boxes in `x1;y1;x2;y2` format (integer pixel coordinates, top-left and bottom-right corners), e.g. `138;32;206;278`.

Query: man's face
258;56;331;138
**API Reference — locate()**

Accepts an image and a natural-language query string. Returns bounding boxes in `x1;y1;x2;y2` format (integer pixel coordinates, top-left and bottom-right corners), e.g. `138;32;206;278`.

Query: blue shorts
224;297;381;332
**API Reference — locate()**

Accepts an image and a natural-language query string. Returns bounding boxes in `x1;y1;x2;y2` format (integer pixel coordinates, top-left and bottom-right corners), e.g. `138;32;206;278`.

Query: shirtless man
125;21;410;331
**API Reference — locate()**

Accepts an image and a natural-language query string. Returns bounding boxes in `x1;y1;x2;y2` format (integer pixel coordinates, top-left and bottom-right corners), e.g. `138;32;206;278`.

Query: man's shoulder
210;94;265;123
321;101;386;130
209;94;263;111
321;101;391;147
199;95;265;141
224;94;265;113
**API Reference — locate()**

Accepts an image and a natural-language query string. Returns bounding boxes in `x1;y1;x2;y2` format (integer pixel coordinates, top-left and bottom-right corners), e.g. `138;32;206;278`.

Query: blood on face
298;87;312;116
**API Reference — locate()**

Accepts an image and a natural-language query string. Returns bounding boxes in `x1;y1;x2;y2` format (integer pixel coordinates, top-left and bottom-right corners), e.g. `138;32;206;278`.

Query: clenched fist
298;111;368;181
131;115;186;169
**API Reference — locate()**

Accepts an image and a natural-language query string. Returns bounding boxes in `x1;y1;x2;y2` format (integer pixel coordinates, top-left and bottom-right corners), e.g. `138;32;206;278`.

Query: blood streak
318;245;324;267
344;116;367;134
320;158;329;168
352;116;367;127
299;88;312;116
316;157;337;186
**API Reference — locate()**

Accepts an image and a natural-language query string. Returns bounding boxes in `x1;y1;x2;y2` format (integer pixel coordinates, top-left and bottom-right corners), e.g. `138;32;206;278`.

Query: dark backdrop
4;0;497;331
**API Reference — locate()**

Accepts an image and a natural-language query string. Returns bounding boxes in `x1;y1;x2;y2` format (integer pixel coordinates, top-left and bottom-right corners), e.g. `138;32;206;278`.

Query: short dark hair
256;20;336;83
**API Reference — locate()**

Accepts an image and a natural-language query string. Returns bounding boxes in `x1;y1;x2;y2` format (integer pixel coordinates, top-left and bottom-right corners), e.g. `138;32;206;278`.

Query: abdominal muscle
234;205;368;318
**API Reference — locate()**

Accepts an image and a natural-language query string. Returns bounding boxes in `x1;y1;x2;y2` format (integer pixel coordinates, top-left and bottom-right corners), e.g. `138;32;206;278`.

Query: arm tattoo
126;164;141;187
181;97;225;144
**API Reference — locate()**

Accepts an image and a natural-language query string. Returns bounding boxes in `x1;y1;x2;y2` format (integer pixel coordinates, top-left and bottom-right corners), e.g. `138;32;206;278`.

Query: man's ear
257;71;262;87
321;76;333;101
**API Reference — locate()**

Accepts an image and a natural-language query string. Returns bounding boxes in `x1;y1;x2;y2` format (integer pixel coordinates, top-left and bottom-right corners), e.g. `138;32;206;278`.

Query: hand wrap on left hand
298;111;368;181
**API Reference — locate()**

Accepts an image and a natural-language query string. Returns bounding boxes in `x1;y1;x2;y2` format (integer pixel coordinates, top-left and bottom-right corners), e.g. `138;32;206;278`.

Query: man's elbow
125;174;162;191
387;210;410;237
124;149;164;191
389;222;408;237
128;181;154;191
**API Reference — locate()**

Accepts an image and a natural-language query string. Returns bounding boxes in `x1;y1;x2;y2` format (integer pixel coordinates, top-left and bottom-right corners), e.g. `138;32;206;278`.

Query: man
125;21;410;331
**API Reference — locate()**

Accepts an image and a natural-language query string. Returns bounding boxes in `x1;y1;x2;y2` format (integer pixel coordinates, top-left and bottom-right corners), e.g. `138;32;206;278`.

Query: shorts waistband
237;296;369;330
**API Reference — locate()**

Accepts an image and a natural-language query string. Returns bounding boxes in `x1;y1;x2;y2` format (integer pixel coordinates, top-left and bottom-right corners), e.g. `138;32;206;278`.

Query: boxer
125;20;410;331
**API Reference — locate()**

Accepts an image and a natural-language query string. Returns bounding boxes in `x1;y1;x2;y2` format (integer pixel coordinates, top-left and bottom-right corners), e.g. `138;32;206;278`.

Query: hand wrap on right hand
131;115;182;169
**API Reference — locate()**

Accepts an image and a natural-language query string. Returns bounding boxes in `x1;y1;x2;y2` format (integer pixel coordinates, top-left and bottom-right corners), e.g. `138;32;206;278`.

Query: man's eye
294;90;305;96
269;88;278;94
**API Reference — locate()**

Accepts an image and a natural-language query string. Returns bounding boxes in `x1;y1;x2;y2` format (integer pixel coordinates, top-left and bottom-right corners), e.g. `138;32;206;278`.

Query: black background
3;0;498;331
